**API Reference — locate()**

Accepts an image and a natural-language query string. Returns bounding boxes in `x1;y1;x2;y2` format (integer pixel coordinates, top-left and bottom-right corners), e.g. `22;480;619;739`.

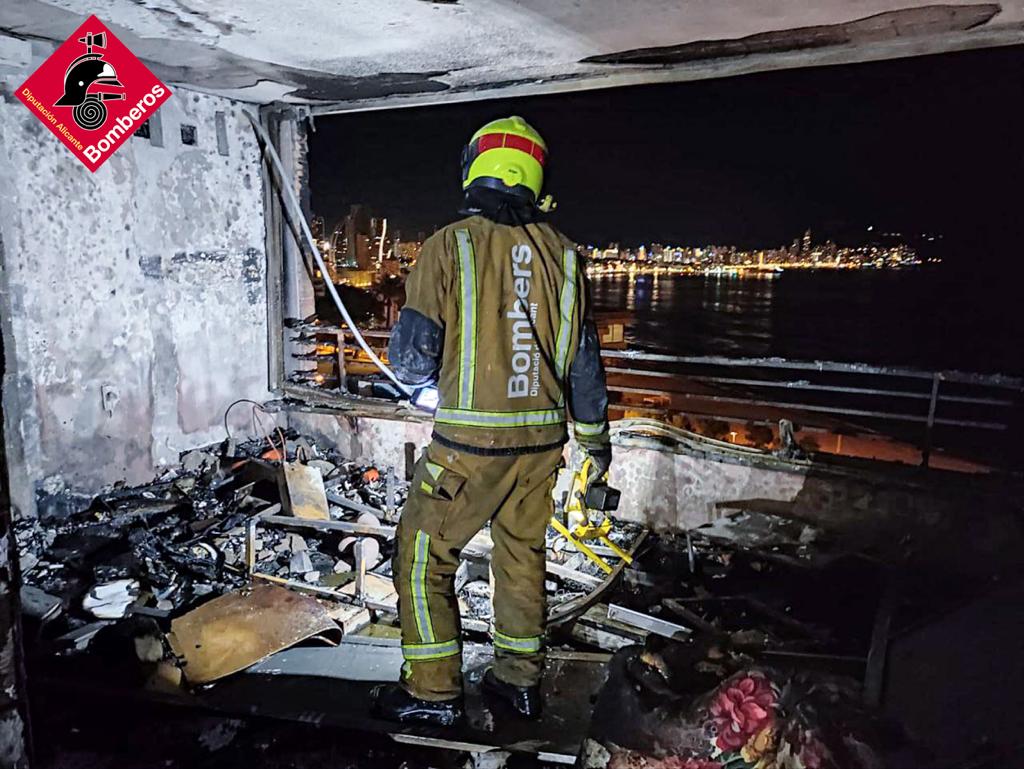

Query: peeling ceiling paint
584;4;1003;64
1;0;1022;105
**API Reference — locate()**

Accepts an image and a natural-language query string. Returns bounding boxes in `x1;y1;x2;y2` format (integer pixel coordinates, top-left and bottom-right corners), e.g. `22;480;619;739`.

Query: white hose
244;112;412;397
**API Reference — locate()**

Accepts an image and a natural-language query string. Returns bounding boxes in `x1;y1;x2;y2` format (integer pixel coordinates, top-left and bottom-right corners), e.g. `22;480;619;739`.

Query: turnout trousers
393;440;563;701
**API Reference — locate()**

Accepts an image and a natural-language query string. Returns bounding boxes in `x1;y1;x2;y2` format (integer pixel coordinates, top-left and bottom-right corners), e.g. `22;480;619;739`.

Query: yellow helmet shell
461;116;547;202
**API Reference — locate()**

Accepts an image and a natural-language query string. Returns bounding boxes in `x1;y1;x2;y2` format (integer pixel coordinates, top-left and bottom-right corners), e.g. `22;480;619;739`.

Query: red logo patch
16;15;171;172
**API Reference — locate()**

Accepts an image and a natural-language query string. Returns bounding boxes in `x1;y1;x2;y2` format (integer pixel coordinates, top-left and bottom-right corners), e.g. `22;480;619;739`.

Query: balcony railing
283;323;1024;472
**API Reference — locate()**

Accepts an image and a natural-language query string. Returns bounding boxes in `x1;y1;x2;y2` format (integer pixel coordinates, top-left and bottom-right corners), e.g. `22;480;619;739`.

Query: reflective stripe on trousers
574;420;607;436
494;629;543;654
411;530;435;642
402;638;461;661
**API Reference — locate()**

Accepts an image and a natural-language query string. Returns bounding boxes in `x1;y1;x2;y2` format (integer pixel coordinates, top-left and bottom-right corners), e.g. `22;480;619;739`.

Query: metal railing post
335;329;346;393
921;373;941;468
289;326;1022;471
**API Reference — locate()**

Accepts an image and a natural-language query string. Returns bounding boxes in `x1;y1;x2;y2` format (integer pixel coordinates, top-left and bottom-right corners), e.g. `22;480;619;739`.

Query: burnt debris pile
17;433;405;656
15;430;642;685
14;429;1012;765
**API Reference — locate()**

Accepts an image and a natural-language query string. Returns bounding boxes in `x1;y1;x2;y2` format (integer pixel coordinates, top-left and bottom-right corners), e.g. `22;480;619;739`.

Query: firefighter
372;116;611;726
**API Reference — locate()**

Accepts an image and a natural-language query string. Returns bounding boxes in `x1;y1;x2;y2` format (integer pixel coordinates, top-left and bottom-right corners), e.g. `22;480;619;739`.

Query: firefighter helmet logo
16;15;171;172
54;31;126;131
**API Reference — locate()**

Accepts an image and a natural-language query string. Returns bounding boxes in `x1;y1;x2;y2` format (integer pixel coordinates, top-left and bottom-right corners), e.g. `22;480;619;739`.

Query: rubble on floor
16;428;642;693
573;524;883;663
15;422;888;696
19;435;386;613
16;423;1016;765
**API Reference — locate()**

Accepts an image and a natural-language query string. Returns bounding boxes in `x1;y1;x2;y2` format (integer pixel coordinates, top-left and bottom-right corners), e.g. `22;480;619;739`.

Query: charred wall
287;411;433;471
0;37;271;520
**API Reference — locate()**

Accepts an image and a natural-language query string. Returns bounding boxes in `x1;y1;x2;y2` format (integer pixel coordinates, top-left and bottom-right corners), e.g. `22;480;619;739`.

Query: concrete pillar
279;115;316;322
0;268;31;768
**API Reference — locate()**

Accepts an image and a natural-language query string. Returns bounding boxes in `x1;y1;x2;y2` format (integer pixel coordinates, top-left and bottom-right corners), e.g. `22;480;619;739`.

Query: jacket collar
459;187;545;226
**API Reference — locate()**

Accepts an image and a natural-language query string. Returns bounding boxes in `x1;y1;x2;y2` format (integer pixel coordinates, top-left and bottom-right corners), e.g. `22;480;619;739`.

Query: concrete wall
609;436;1024;575
289;410;1024;578
0;37;271;518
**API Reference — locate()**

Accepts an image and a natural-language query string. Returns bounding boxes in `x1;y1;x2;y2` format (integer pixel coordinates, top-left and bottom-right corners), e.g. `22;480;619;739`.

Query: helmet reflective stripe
553;247;578;398
435;407;565;428
454;229;478;409
463;132;547;170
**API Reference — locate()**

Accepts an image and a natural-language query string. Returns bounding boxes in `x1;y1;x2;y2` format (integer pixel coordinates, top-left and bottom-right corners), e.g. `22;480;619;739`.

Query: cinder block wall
0;39;271;518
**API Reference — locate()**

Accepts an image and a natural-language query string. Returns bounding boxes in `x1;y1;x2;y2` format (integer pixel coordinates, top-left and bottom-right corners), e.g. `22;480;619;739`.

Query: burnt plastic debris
16;432;406;660
584;481;621;512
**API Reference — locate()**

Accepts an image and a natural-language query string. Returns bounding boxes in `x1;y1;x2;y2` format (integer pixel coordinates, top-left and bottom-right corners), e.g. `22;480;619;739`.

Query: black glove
585;447;612;485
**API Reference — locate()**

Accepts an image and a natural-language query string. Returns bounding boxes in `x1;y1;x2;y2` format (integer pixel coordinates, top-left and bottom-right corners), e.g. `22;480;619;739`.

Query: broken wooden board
340;572;398;609
278;461;330;520
166;583;341;684
322;602;372;635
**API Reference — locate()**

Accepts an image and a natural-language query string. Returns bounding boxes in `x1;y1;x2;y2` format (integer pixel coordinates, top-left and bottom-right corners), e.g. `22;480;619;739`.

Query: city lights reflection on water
587;270;1022;374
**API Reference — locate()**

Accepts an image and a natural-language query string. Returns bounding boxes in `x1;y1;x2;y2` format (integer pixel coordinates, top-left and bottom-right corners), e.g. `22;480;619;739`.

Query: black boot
372;684;463;726
482;669;542;719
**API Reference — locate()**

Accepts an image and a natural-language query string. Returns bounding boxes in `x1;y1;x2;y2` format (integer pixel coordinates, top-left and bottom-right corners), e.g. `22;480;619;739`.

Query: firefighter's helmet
461;116;547;204
55;56;122;107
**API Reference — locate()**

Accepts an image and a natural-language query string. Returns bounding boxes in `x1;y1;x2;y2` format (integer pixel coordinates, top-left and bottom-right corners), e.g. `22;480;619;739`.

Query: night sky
309;46;1024;263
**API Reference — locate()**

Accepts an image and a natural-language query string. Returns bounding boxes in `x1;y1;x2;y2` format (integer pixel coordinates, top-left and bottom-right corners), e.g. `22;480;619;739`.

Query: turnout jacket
389;214;610;454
